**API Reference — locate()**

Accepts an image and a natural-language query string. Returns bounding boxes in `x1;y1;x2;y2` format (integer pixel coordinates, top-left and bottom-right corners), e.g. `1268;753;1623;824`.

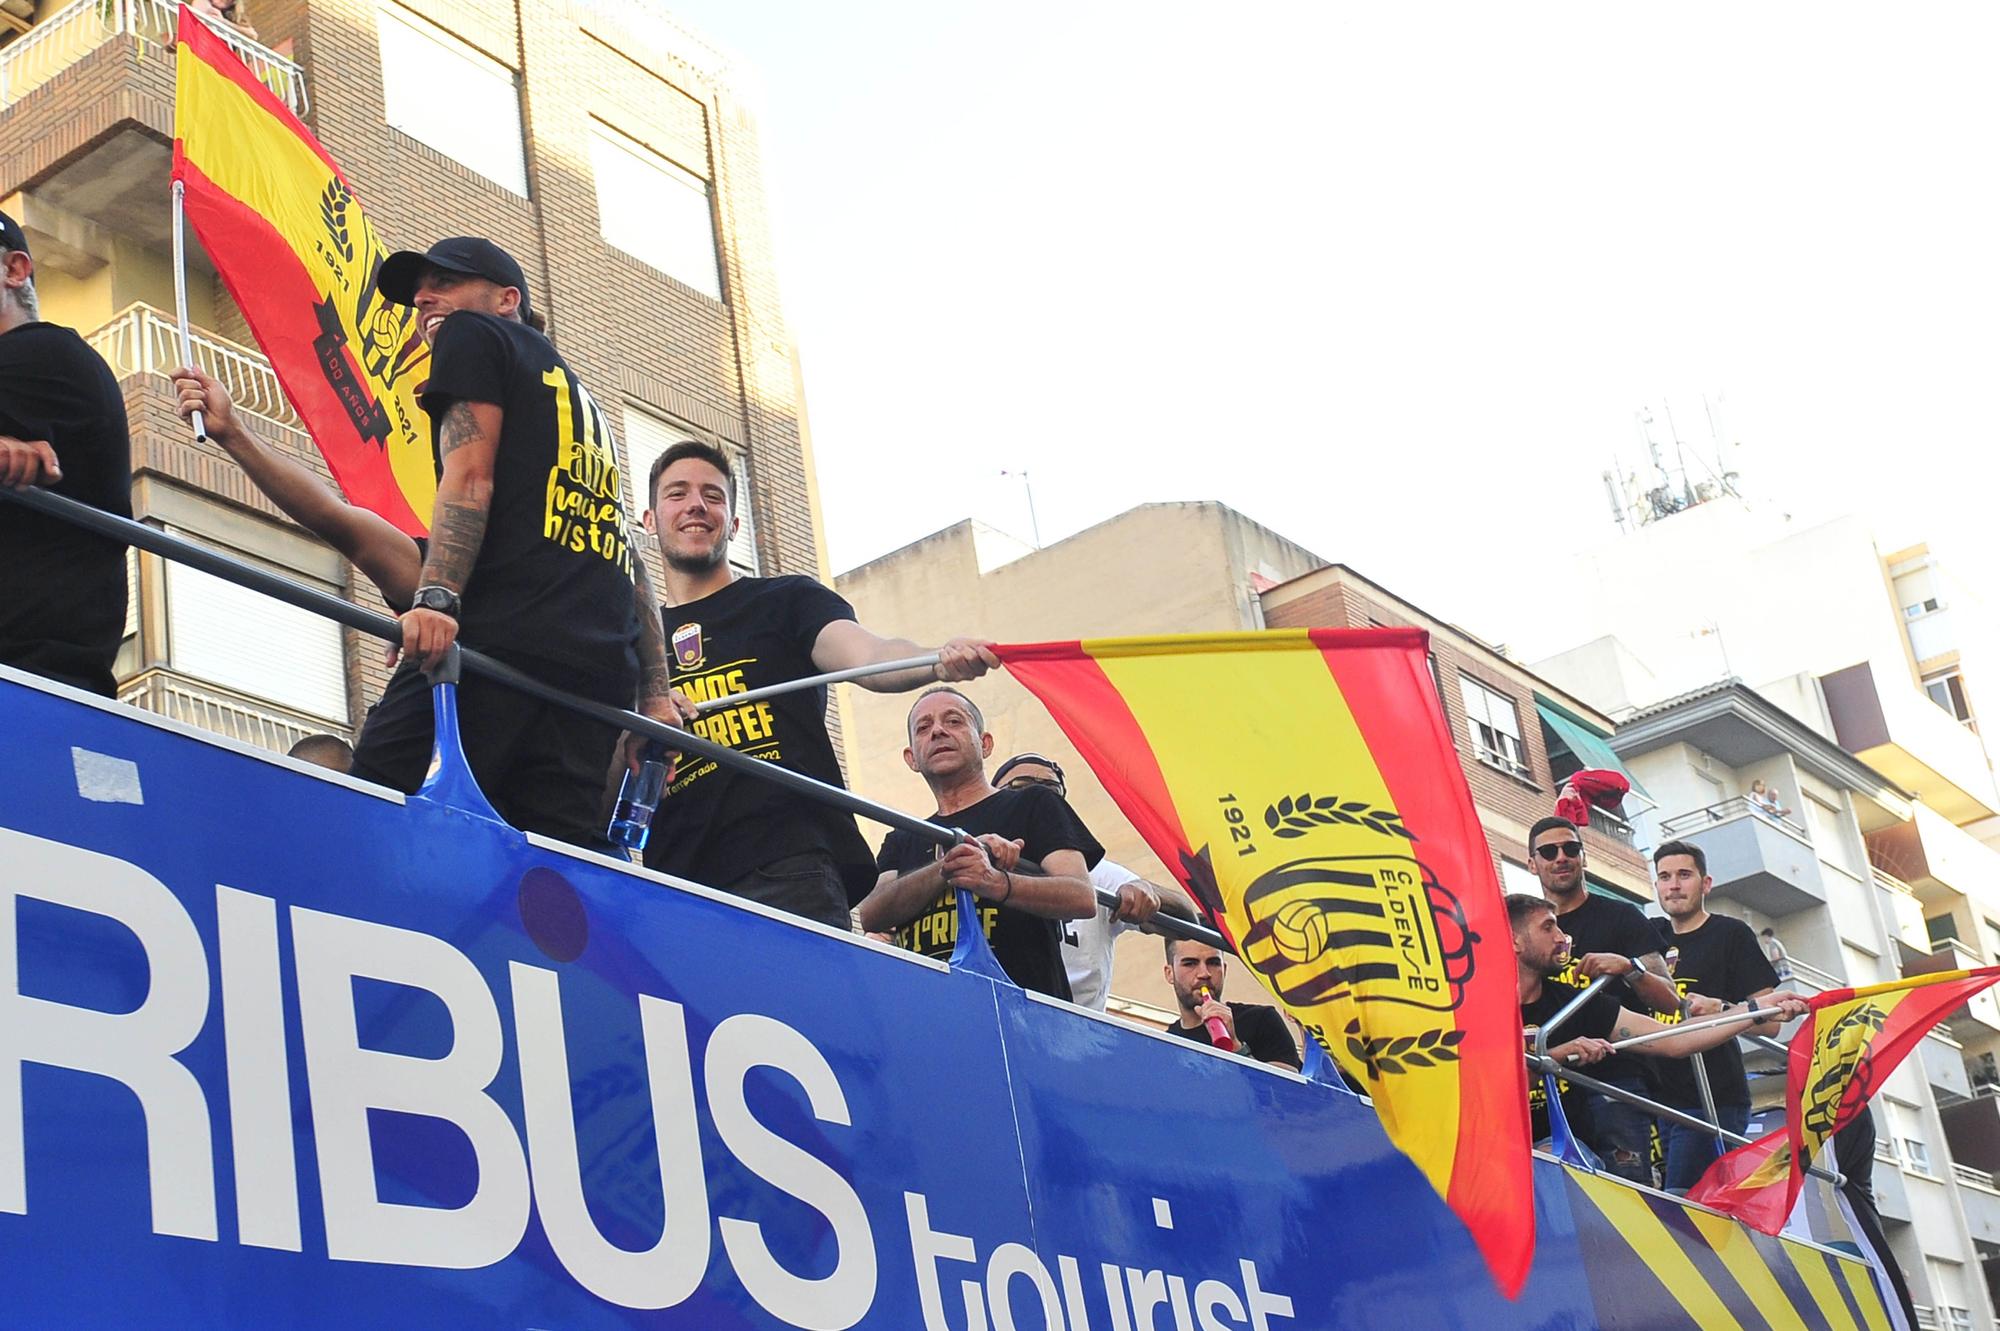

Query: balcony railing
0;0;306;113
1954;1162;1999;1191
88;303;301;433
1659;795;1811;842
119;667;344;755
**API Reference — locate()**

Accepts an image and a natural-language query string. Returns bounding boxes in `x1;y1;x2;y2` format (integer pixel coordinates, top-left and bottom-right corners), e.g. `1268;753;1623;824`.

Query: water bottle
608;746;669;851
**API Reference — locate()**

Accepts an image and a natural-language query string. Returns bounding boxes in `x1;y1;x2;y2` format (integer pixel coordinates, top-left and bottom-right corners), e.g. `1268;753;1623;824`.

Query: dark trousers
1579;1067;1656;1186
350;665;621;850
1661;1100;1749;1192
721;851;851;932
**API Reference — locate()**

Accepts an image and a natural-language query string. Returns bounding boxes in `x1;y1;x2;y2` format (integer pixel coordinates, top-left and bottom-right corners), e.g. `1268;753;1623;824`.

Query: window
589;121;722;300
1458;673;1529;776
623;407;758;576
1924;669;1972;723
1928;915;1961;949
163;559;348;722
1904;598;1941;618
1941;1309;1971;1331
1500;860;1540;898
377;5;528;195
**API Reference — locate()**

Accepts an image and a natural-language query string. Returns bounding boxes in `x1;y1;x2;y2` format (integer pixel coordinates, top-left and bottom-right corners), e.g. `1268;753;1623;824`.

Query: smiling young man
1527;815;1686;1184
640;441;996;929
302;236;687;846
860;688;1097;996
1649;838;1780;1191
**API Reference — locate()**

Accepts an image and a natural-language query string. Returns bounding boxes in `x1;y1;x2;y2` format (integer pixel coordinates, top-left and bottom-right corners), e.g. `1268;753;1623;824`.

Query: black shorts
350;665;621;850
721;851;852;932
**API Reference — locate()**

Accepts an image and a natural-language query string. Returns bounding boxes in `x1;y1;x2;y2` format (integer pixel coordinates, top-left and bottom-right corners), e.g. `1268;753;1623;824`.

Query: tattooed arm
397;399;499;671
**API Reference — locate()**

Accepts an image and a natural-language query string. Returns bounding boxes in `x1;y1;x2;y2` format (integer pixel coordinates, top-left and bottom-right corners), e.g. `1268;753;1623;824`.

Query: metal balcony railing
87;302;302;433
1953;1162;1998;1191
0;0;306;113
1658;794;1811;842
118;667;344;755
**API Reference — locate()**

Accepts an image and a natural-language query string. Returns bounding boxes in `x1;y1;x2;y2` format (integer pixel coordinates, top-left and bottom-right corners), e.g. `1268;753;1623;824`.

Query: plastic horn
1200;987;1237;1052
692;653;940;714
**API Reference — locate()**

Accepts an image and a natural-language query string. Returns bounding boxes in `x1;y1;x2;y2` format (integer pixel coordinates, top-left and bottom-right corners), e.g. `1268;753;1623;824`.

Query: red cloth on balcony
1556;769;1630;827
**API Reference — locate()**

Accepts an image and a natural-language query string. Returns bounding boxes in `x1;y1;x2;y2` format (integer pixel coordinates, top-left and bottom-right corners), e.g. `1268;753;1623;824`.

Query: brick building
1260;564;1653;903
0;0;823;748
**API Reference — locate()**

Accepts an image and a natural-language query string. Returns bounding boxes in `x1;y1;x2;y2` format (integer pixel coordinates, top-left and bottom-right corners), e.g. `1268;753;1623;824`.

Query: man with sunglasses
992;752;1197;1011
1527;815;1691;1185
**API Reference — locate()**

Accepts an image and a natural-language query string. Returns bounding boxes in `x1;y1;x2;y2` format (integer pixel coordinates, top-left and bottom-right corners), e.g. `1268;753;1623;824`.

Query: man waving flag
996;629;1533;1297
1689;967;2000;1234
172;7;433;533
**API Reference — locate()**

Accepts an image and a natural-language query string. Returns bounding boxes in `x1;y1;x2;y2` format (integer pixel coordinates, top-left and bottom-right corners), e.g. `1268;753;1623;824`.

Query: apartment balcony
86;302;336;526
1870;803;2000;917
1823;660;2000;826
1927;1030;1976;1102
1878;867;1936;951
1913;943;2000;1037
1958;1163;2000;1247
0;0;305;113
119;667;343;755
1657;796;1826;915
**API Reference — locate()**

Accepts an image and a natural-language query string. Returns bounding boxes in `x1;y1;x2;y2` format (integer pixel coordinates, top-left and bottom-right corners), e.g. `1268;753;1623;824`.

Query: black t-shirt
1650;913;1779;1108
643;576;874;900
1550;892;1661;1086
1166;1003;1302;1069
1522;978;1622;1143
0;322;131;695
875;785;1104;1000
421;311;637;699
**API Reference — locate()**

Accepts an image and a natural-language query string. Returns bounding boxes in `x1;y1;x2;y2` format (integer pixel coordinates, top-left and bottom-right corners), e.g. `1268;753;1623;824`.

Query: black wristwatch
412;585;461;618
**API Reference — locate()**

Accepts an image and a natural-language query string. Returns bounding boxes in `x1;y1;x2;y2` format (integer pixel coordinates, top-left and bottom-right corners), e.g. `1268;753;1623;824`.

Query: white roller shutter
164;558;349;723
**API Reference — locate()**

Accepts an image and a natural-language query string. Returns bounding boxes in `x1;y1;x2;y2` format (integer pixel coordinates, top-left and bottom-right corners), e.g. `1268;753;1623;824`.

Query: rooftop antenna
1602;469;1631;533
1701;394;1742;499
998;468;1042;548
1662;399;1695;508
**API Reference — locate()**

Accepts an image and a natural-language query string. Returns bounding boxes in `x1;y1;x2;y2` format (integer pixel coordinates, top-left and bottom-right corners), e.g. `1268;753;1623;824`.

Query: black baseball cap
0;209;29;256
380;237;531;320
993;753;1067;790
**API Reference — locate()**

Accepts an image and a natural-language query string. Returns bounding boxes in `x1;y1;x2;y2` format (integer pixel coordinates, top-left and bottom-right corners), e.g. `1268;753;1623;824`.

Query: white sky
660;2;2000;645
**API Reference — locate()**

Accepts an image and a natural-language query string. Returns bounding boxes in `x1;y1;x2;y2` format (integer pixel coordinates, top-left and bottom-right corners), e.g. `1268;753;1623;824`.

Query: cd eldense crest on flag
994;629;1534;1298
171;9;433;535
1689;967;2000;1233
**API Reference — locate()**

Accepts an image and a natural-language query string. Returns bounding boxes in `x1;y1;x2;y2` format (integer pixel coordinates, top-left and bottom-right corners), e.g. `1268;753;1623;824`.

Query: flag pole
692;653;940;714
169;180;207;442
1587;1005;1789;1056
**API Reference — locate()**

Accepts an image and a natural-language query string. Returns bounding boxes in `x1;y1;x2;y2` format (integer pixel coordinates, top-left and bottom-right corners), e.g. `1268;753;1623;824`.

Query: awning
1534;694;1650;803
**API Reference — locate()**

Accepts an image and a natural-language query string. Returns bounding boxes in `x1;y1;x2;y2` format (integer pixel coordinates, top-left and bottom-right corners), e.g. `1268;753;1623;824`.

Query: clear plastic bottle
607;747;669;851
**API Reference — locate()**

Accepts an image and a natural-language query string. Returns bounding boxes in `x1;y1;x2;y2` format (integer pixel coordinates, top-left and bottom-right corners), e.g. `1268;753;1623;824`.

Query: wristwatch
412;585;461;618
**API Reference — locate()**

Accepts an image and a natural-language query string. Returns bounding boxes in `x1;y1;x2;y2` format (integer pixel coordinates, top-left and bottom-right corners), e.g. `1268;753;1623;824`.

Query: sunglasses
1534;841;1583;862
1003;775;1065;794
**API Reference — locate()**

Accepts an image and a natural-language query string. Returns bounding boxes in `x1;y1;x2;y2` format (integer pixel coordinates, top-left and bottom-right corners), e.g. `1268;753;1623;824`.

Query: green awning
1534;694;1649;801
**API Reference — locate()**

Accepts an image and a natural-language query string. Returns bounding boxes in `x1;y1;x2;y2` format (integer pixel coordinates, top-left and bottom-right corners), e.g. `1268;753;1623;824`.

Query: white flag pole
170;179;206;442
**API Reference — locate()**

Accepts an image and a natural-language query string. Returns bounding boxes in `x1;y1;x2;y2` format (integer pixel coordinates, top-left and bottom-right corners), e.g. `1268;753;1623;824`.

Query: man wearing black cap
0;210;133;696
331;235;684;845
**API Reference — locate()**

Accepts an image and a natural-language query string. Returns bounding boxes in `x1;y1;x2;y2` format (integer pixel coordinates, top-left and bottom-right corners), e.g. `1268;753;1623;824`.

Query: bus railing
0;484;1232;954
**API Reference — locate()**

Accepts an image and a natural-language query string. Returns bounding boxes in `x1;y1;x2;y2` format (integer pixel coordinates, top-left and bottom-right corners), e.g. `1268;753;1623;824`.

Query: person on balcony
1649;839;1782;1192
1748;779;1791;821
187;0;259;41
0;209;133;697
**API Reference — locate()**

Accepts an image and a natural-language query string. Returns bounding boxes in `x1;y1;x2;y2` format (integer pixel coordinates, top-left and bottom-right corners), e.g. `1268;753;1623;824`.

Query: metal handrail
0;484;1234;956
87;302;302;431
1659;795;1811;842
0;0;307;113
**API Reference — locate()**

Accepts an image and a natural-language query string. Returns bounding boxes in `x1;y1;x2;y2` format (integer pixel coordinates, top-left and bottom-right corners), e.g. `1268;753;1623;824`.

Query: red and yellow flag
1689;968;2000;1232
995;629;1533;1296
171;10;433;534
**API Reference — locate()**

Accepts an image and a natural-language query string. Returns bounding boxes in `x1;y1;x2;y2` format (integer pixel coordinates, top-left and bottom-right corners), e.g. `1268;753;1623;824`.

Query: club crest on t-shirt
672;622;703;669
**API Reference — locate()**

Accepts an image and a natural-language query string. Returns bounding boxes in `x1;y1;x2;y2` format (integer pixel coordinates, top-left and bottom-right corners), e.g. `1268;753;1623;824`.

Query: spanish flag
996;630;1534;1296
172;9;433;534
1688;968;2000;1233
